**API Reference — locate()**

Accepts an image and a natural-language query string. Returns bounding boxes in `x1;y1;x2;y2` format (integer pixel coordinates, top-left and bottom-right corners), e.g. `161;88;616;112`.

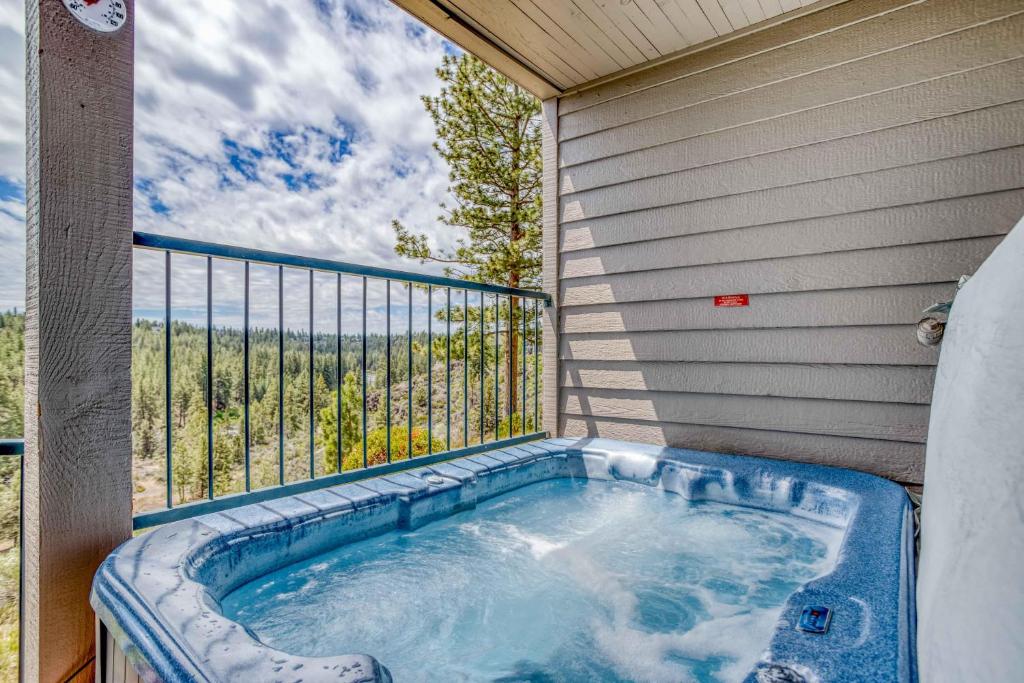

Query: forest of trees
0;300;542;519
0;312;23;676
130;296;542;511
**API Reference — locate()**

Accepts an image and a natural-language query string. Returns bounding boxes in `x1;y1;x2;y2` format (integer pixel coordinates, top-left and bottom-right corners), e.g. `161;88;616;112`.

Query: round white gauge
62;0;128;33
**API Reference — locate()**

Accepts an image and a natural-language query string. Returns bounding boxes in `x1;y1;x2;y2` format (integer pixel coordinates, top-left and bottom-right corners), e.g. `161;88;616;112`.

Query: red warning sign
714;294;749;307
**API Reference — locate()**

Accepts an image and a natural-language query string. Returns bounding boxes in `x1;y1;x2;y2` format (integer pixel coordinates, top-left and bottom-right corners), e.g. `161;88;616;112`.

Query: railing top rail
0;439;24;456
133;231;550;302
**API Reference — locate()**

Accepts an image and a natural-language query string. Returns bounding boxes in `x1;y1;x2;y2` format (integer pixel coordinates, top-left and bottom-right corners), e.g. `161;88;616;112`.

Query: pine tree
392;54;542;416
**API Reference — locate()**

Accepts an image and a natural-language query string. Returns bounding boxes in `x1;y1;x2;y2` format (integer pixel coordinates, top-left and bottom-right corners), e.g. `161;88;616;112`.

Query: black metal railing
131;232;549;528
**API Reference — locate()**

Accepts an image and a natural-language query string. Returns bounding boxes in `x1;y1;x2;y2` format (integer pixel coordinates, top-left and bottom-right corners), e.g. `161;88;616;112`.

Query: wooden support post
540;98;559;436
23;1;134;680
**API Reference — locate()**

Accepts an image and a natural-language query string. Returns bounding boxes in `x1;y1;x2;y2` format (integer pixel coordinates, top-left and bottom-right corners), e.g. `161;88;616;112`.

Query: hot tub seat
91;438;916;682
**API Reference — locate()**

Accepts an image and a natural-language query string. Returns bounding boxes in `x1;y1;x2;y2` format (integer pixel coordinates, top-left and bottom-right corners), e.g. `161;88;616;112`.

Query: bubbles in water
223;479;842;682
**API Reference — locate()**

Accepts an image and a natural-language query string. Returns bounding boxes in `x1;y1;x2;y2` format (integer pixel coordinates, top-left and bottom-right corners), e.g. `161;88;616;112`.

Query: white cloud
0;199;25;311
0;1;23;184
0;0;466;318
0;0;25;312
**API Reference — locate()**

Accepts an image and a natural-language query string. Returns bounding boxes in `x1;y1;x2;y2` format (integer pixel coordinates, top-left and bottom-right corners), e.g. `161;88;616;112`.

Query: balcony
8;0;1024;681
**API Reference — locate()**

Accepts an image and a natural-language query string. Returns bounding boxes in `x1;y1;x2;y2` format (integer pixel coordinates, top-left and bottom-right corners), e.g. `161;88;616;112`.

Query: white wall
917;217;1024;681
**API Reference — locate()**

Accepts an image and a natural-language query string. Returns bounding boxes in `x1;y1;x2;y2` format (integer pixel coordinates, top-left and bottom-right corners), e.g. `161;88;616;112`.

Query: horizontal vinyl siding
559;192;1024;277
560;103;1024;220
560;238;1002;305
553;0;1024;483
560;362;936;404
559;416;926;484
560;149;1024;251
560;283;963;332
561;390;929;442
560;326;938;365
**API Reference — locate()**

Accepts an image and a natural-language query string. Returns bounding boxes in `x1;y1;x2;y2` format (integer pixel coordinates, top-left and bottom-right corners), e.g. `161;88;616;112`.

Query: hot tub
91;438;916;682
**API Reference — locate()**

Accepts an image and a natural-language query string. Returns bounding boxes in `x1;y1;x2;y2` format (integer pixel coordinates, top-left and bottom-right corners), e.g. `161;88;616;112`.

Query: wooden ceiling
393;0;835;98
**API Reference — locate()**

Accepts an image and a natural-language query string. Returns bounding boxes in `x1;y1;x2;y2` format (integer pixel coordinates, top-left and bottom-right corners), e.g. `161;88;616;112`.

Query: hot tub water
223;478;843;682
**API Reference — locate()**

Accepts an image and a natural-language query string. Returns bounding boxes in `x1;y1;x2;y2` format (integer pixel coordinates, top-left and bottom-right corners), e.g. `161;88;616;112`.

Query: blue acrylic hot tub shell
91;438;917;682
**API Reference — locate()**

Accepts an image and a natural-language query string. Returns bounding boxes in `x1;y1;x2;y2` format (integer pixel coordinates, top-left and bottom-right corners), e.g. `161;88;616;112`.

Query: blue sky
0;0;464;330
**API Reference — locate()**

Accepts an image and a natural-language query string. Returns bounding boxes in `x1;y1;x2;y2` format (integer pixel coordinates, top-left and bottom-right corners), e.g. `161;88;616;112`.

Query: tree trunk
507;295;519;430
507;219;521;429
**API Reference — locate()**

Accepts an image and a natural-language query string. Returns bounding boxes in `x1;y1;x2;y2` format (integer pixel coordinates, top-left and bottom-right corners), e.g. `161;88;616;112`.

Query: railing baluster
479;292;484;444
164;251;172;508
386;282;392;463
278;265;284;485
494;294;499;442
522;296;527;436
407;284;413;459
446;287;451;452
534;298;539;432
463;289;468;447
361;276;368;469
336;273;342;474
206;257;214;500
427;286;433;455
243;261;250;492
506;296;512;433
309;270;315;479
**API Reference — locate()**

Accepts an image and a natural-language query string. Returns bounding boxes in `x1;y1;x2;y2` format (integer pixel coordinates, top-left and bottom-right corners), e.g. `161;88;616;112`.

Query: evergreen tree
392;54;542;415
0;313;24;439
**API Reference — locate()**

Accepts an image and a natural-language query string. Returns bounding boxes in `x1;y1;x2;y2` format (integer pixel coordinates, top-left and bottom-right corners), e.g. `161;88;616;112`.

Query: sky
0;0;473;332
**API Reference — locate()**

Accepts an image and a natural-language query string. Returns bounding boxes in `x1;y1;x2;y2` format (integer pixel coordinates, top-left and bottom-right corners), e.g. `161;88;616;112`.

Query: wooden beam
23;1;134;680
541;97;559;435
389;0;562;99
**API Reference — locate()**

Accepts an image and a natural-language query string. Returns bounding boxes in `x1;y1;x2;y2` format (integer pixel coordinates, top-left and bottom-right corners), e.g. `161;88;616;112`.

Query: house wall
551;0;1024;484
